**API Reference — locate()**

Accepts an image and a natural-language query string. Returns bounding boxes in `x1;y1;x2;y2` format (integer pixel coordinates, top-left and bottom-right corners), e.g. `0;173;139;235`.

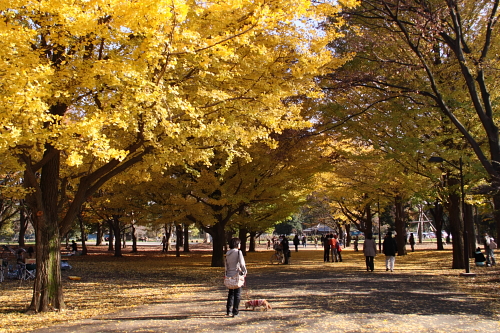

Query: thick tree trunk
210;223;226;267
164;223;173;253
394;195;407;256
364;203;373;234
96;223;103;246
18;206;28;247
447;190;465;269
248;231;257;252
345;224;351;247
108;216;122;257
493;194;500;247
28;145;65;312
175;224;182;257
30;220;63;312
108;227;114;251
178;224;184;247
183;226;190;253
464;203;475;257
131;223;138;253
238;228;248;256
430;200;445;250
78;212;87;255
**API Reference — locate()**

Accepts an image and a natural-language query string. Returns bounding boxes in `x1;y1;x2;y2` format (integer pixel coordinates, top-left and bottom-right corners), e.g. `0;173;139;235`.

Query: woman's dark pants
226;287;241;315
365;256;374;271
324;246;330;262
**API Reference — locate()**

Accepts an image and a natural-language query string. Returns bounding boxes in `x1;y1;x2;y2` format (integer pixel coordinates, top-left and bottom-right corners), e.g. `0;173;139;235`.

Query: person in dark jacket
293;234;300;252
383;232;397;272
323;234;330;262
409;233;416;252
474;247;487;266
281;235;290;264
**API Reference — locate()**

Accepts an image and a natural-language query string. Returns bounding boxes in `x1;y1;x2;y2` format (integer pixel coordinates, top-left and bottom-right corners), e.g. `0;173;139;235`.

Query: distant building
303;223;335;235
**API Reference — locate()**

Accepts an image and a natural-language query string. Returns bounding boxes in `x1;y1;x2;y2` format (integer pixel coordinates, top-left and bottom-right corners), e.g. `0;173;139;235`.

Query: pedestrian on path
161;235;167;252
383;232;397;272
293;234;300;252
70;240;78;255
225;238;247;317
336;240;343;262
409;233;415;252
363;233;377;271
281;235;290;264
488;238;497;266
323;234;330;262
483;233;492;265
330;234;339;262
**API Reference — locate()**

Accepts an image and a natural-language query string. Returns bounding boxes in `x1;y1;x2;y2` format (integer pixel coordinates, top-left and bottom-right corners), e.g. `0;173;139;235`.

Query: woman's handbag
224;273;245;289
224;250;245;289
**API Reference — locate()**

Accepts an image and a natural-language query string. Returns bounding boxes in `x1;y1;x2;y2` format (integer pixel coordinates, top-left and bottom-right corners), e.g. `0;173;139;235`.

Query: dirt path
31;257;499;333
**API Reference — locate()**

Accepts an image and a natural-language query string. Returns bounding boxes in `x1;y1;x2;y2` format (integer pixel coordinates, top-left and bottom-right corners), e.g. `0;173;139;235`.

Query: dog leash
242;275;250;301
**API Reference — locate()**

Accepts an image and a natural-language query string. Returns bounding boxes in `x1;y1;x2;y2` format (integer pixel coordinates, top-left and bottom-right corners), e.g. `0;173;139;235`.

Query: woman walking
363;233;377;272
225;238;247;317
409;233;415;252
383;231;398;272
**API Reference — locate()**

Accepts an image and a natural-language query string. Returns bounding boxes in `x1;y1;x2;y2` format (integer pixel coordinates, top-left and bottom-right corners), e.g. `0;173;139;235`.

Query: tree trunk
78;212;88;255
18;206;28;247
447;188;465;269
131;223;138;253
238;228;248;256
364;203;373;234
96;223;103;246
108;227;114;251
494;194;500;245
178;224;184;247
27;145;65;312
183;226;190;253
430;200;445;250
108;217;122;257
30;218;64;312
345;224;351;247
175;224;182;257
248;231;257;252
210;223;226;267
394;195;407;256
465;203;475;257
164;223;173;253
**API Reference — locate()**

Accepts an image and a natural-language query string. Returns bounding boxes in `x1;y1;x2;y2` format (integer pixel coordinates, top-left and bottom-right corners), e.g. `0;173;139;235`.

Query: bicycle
270;250;292;264
270;250;285;264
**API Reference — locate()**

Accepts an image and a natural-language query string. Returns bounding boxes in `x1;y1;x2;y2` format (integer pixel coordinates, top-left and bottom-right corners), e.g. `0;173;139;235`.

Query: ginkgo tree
0;0;358;312
328;0;500;241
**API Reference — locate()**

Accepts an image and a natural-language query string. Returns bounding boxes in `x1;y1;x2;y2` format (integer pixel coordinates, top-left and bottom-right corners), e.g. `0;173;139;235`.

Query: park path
31;259;499;333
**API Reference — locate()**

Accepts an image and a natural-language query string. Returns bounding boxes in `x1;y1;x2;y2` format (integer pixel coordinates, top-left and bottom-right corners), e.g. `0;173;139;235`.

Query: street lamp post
428;156;472;275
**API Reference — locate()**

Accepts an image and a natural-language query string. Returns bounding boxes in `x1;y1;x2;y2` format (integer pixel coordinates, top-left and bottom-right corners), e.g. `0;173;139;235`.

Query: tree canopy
0;0;357;311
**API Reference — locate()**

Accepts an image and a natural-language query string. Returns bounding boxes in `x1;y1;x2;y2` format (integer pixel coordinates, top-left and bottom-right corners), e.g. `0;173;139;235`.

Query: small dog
245;299;272;311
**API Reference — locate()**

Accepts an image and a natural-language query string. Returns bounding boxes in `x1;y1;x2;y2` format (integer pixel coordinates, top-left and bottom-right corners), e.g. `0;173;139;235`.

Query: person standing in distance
363;233;377;271
409;233;416;252
225;238;247;317
383;231;397;272
281;235;290;264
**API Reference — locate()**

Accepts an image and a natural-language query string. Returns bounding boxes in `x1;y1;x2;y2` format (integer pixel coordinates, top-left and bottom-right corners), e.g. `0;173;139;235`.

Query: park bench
20;258;36;280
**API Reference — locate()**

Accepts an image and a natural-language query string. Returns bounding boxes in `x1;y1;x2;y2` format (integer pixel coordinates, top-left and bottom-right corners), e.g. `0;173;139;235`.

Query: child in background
474;247;486;266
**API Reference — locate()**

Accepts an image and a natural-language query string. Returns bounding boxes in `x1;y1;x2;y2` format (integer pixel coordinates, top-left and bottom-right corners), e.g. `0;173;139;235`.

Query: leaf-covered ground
1;244;499;332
